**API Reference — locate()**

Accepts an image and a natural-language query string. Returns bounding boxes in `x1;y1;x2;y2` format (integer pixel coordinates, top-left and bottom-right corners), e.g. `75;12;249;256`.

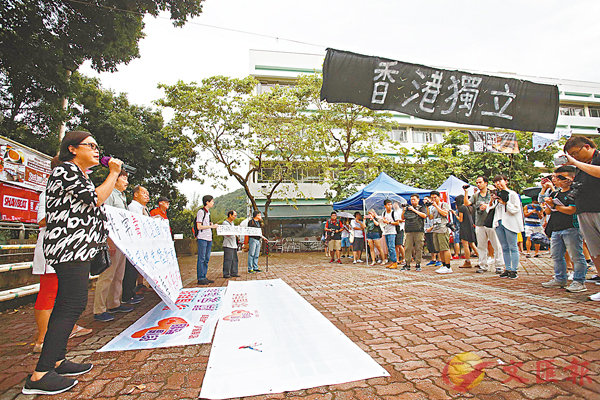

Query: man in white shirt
382;199;400;269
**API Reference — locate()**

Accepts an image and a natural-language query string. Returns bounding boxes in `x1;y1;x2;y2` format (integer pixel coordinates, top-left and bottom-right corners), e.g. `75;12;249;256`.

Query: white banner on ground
104;205;182;309
216;224;261;236
199;279;389;399
98;287;225;352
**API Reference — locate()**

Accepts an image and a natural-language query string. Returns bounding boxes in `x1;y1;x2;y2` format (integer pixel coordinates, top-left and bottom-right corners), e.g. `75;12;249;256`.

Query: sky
79;0;600;202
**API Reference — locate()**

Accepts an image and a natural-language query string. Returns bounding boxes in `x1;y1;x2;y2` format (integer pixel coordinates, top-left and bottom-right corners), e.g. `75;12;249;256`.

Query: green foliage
210;189;248;219
0;0;204;142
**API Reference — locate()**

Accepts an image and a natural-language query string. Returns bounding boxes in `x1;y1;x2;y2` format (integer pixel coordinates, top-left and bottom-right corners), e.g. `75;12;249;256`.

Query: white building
248;49;600;237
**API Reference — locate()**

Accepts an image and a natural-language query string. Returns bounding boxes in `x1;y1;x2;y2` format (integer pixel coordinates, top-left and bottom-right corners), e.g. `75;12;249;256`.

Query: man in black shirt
402;194;427;271
541;166;587;293
325;212;343;264
564;136;600;300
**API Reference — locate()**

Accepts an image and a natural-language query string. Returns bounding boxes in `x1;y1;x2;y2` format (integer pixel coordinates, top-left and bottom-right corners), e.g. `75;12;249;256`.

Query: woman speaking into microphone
23;131;122;395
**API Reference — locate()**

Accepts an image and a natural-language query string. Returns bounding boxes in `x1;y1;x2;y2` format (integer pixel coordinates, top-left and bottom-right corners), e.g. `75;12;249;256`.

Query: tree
296;74;395;201
158;76;319;230
67;73;197;235
0;0;205;145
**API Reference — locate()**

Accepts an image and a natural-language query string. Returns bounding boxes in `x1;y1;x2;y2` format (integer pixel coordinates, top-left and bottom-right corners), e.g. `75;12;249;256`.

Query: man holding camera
564;136;600;300
402;194;427;271
429;191;452;274
464;176;504;274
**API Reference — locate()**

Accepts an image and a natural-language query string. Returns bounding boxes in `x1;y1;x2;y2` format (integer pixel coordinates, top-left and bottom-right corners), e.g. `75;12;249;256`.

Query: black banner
320;49;559;133
468;131;519;154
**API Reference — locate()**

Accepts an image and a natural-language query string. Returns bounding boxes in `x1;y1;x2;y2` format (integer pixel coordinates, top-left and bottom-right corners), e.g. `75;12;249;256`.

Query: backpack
192;209;206;237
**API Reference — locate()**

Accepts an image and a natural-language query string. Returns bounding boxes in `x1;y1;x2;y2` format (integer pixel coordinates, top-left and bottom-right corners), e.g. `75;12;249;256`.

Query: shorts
35;273;58;310
517;232;523;243
433;232;450;252
341;237;351;247
352;237;365;251
524;225;544;237
395;230;405;246
452;230;460;244
366;232;381;240
328;240;341;251
578;212;600;258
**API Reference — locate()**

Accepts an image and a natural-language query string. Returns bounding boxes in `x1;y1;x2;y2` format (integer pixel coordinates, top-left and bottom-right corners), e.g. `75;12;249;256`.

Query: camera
400;203;408;208
423;200;432;206
462;184;470;190
553;155;567;166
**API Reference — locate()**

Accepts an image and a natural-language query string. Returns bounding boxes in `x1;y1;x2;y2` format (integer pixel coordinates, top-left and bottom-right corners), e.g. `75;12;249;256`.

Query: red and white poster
0;183;40;223
0;136;52;193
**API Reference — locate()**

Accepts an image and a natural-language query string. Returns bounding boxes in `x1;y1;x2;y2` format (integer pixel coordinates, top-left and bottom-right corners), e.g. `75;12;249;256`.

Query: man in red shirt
150;196;170;220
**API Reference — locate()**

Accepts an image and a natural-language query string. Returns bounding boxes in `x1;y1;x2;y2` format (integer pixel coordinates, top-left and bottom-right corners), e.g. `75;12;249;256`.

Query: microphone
100;156;137;174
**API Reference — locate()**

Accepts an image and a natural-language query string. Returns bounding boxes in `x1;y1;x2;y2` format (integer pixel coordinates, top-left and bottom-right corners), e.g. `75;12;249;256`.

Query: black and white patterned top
43;162;108;266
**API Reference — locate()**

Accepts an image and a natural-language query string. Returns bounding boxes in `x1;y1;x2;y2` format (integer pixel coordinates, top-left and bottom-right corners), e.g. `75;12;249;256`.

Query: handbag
349;229;355;244
90;243;111;276
483;207;496;228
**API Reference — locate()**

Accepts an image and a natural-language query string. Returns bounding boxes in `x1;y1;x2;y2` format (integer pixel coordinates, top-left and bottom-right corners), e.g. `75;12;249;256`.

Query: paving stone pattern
0;251;599;399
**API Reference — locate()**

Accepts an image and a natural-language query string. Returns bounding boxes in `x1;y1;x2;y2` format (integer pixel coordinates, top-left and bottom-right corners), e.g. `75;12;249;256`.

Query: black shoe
55;360;93;376
415;265;422;272
401;265;410;271
231;274;240;277
223;275;230;278
197;278;210;285
499;270;510;278
22;371;77;395
508;271;518;279
254;269;262;273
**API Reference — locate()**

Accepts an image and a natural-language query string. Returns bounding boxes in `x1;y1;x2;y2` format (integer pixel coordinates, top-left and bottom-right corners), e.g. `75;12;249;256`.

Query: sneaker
387;262;398;269
107;305;134;313
499;270;510;278
247;270;254;274
223;275;230;278
566;281;587;293
452;255;459;260
329;259;335;263
426;260;436;266
22;371;77;395
542;278;567;288
356;259;364;263
93;312;115;322
567;272;574;281
370;262;376;266
337;259;342;264
401;265;410;271
495;268;504;274
476;268;487;274
231;274;240;277
586;275;600;283
377;260;382;264
55;360;93;376
508;271;518;279
198;278;212;285
122;296;141;305
254;269;262;273
415;265;422;272
589;292;600;301
435;266;452;274
435;261;443;267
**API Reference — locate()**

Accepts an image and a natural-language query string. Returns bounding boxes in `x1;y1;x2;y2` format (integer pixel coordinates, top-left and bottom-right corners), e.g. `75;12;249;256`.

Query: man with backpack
196;195;218;285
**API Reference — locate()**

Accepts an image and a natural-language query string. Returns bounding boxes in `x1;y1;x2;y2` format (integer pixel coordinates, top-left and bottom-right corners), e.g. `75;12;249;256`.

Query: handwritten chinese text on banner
104;205;182;309
320;49;559;133
468;131;519;154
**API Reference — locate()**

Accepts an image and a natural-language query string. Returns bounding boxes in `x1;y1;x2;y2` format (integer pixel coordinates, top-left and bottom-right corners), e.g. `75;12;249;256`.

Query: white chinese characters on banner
98;288;225;352
104;205;182;309
532;129;572;152
216;224;262;237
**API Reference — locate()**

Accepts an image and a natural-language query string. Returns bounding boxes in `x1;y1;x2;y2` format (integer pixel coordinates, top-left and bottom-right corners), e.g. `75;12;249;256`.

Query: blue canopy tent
333;172;430;211
436;175;475;205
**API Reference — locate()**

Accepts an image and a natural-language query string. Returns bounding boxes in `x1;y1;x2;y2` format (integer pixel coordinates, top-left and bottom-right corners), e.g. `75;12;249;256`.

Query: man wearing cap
150;196;170;220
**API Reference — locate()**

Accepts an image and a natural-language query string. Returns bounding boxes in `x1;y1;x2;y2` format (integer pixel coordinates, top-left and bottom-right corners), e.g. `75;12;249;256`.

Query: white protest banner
104;205;182;309
200;279;389;399
216;224;262;237
98;287;225;352
532;129;572;152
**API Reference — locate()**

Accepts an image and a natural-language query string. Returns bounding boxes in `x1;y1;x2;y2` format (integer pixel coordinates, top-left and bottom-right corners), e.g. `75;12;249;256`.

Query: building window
389;129;408;142
559;105;585;117
589;106;600;118
412;128;444;143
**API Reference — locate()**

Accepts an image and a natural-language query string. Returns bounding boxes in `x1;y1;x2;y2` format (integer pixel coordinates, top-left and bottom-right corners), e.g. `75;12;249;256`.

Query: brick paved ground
1;251;599;399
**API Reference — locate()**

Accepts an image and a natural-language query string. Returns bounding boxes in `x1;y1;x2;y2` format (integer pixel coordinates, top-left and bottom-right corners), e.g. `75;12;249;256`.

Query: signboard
468;130;519;154
532;129;572;152
98;287;224;352
104;205;182;309
216;224;262;237
0;136;52;192
320;49;559;133
0;183;40;223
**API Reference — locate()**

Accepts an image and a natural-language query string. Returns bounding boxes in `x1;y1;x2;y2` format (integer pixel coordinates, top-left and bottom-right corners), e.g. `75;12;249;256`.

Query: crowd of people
322;136;600;300
21;131;600;395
